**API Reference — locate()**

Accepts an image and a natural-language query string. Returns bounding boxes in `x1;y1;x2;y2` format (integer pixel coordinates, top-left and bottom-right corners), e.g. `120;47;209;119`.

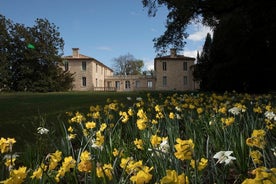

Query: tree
112;53;144;75
0;15;74;92
193;33;212;89
0;15;13;91
142;0;276;92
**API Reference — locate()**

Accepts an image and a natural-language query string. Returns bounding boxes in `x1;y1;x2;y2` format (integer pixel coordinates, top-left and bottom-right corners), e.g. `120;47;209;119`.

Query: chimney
170;48;177;57
72;48;79;58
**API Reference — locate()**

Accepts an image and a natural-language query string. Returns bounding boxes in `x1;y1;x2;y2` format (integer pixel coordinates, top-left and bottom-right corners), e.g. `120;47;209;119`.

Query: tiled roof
62;54;92;59
62;54;113;71
155;55;195;60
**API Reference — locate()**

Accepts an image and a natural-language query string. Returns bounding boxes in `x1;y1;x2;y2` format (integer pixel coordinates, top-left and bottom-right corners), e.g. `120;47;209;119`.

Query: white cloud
187;24;213;41
143;58;154;71
183;50;198;58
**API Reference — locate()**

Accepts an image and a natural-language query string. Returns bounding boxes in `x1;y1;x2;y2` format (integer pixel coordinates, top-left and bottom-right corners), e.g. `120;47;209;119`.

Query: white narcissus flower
159;139;170;153
148;138;170;156
228;107;241;115
136;97;142;101
37;127;49;135
213;151;236;165
264;111;276;120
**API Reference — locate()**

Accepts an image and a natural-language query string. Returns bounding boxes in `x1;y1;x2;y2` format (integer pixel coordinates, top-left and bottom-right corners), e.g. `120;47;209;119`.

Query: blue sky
0;0;211;70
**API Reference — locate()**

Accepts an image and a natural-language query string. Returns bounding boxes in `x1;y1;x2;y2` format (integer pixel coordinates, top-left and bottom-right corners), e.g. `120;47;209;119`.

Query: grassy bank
0;91;148;148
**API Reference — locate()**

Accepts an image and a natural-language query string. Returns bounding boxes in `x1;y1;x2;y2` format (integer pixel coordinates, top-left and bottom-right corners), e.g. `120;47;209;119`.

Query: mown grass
0;91;151;150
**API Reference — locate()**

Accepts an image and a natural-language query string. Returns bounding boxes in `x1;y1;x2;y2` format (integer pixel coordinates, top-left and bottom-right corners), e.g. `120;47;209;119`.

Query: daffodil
134;138;144;150
1;166;27;184
213;151;236;165
228;107;241;115
264;111;276;120
37;127;49;135
250;150;263;165
31;163;47;179
130;165;153;184
246;129;266;149
0;138;16;154
190;158;208;171
96;163;113;180
85;121;96;129
174;138;194;161
160;170;189;184
48;150;62;170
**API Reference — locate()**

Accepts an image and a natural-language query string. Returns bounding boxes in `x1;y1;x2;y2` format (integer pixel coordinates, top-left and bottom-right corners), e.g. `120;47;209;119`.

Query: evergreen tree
142;0;276;92
193;33;212;89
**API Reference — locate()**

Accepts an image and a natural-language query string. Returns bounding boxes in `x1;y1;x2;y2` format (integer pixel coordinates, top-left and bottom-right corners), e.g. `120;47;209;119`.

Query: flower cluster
0;91;275;183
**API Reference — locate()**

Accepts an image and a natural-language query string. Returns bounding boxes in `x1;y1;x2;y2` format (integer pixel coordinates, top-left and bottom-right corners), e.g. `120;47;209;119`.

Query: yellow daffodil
0;137;16;153
134;138;144;150
174;138;194;160
160;170;189;184
246;129;266;149
190;158;208;171
2;166;27;184
96;163;113;180
130;165;153;184
48;150;62;170
85;121;96;129
250;150;263;165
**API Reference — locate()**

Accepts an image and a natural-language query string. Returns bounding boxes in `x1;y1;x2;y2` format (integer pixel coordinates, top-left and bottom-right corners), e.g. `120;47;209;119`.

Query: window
64;61;69;71
135;81;140;88
162;62;167;71
183;62;188;71
162;76;167;87
82;77;86;86
115;81;120;89
82;61;86;71
147;81;153;88
96;78;98;87
184;76;188;85
96;64;98;73
125;81;130;89
107;81;112;88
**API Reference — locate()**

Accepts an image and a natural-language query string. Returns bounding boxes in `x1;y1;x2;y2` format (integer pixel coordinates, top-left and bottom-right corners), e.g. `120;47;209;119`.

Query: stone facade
62;48;113;91
104;74;156;92
154;49;199;91
62;48;198;91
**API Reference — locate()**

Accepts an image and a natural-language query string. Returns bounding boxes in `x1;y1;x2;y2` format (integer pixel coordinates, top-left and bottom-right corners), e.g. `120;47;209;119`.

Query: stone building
62;48;113;91
62;48;198;91
154;49;198;91
104;74;155;92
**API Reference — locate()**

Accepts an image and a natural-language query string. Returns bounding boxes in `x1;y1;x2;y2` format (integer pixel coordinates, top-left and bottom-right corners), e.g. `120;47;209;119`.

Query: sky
0;0;212;70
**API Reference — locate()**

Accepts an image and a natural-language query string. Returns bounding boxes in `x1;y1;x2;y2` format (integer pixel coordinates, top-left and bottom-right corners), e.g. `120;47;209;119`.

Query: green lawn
0;91;148;149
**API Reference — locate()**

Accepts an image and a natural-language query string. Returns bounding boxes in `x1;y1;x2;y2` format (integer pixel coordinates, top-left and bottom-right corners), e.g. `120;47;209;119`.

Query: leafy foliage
0;92;276;183
0;15;74;92
112;53;144;75
142;0;276;92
